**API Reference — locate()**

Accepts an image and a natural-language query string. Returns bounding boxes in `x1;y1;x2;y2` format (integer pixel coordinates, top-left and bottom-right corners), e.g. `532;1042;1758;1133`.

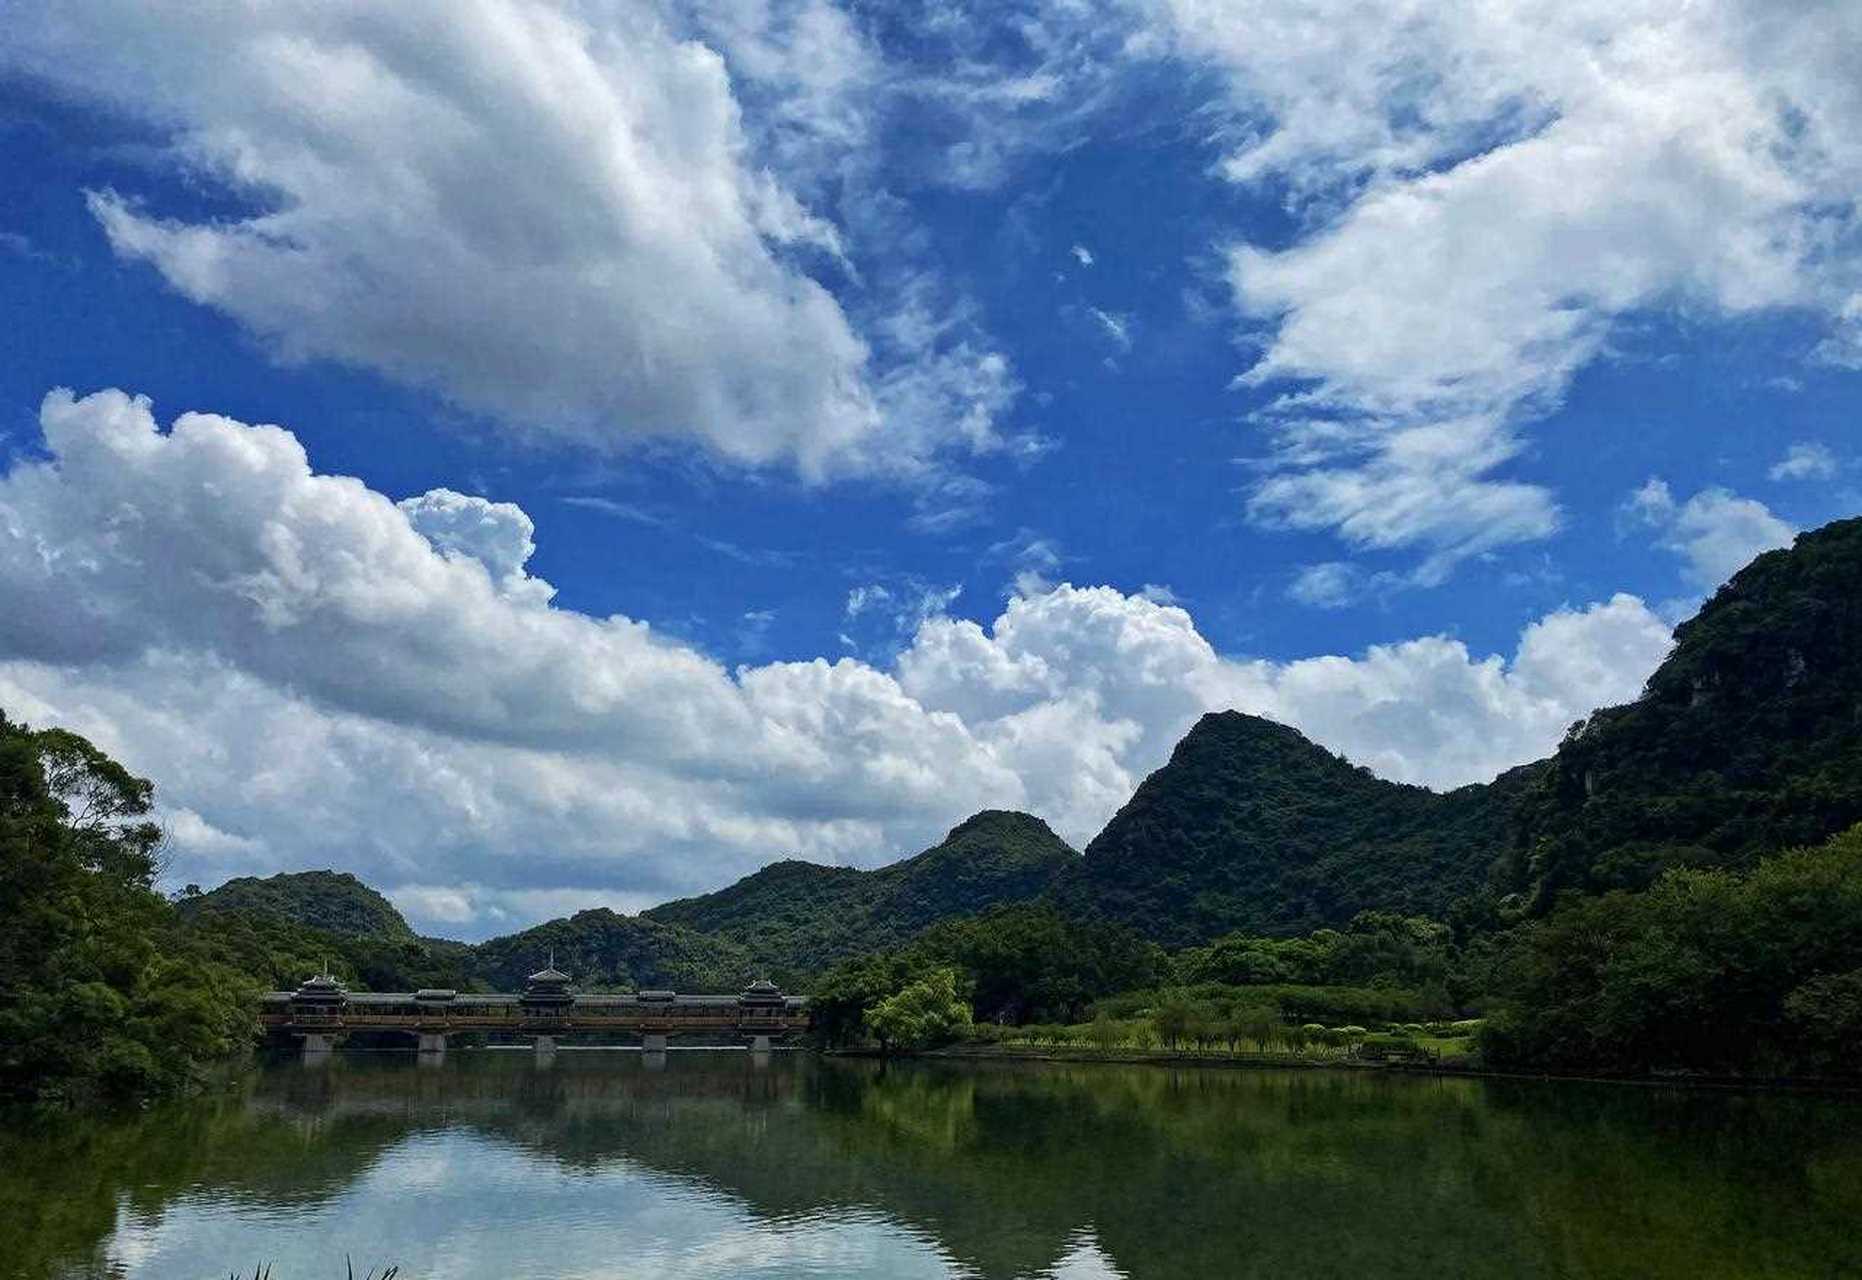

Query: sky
0;0;1858;938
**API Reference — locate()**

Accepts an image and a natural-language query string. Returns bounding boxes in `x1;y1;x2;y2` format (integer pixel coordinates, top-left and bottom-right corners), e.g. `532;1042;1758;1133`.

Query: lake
4;1051;1859;1279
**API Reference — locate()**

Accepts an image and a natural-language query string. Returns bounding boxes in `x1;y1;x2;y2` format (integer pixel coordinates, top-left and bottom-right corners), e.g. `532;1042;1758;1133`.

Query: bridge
260;958;809;1057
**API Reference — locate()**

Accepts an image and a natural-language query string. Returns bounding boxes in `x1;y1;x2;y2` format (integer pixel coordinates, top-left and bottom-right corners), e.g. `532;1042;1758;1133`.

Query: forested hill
643;810;1079;981
1048;517;1862;943
471;909;752;993
176;869;416;941
1500;515;1862;905
1048;712;1539;945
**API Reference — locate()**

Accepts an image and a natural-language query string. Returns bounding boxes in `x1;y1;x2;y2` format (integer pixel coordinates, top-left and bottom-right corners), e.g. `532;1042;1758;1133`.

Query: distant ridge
644;809;1079;979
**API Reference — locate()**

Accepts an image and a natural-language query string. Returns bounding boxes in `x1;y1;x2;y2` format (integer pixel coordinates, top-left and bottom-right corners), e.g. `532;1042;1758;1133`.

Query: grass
228;1260;399;1279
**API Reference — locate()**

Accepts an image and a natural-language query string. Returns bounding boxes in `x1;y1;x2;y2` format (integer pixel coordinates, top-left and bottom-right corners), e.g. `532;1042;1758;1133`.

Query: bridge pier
642;1033;668;1053
533;1034;557;1056
749;1034;772;1052
301;1033;336;1061
417;1033;448;1056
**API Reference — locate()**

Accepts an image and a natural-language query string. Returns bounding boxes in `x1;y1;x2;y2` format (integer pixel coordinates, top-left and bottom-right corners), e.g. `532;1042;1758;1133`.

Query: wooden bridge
261;960;808;1056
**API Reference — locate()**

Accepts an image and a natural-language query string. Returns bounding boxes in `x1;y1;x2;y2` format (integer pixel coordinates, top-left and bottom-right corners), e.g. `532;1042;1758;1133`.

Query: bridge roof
263;990;807;1006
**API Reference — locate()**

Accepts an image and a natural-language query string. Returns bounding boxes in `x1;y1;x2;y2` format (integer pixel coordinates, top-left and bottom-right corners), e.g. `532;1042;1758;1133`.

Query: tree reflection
4;1054;1859;1280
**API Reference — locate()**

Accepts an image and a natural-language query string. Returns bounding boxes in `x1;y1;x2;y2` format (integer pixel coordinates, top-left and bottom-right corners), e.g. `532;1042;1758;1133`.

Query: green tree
0;713;257;1106
1152;999;1192;1050
1482;825;1862;1076
864;966;973;1054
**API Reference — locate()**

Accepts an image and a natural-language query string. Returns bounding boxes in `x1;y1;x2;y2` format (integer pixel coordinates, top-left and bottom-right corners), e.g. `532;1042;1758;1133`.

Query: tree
0;712;257;1106
1152;999;1192;1050
864;967;973;1054
1482;825;1862;1076
1242;1007;1279;1053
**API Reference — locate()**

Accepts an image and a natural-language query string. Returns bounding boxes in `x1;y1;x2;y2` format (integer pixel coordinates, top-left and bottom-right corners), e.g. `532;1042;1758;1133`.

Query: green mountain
1501;515;1862;906
176;869;417;941
644;810;1080;980
1049;712;1538;945
469;909;752;993
168;517;1862;995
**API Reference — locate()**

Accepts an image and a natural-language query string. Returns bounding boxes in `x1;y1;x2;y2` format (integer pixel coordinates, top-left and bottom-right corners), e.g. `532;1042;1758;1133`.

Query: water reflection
4;1052;1859;1279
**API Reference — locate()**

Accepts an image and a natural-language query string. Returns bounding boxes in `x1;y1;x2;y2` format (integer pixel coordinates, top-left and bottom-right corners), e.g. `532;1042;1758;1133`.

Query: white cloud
3;1;1024;479
1770;442;1839;482
399;489;554;606
898;583;1674;839
846;585;894;619
1071;244;1096;267
1149;0;1862;573
0;389;1677;934
1287;562;1361;609
1088;307;1133;352
1624;477;1796;588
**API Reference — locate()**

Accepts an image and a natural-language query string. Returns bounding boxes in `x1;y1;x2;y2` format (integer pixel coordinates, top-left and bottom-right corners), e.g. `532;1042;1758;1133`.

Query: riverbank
829;1042;1862;1094
831;1042;1395;1070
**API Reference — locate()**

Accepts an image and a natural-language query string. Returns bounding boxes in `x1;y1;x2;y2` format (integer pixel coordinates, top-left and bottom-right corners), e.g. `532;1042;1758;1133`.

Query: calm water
4;1051;1860;1280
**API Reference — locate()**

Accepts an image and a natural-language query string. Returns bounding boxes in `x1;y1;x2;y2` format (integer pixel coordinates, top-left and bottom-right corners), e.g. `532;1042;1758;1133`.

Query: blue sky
1;1;1858;936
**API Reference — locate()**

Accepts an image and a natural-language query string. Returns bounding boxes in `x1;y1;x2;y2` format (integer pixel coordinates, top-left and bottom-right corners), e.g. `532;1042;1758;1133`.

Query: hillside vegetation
176;869;416;941
1500;515;1862;906
644;810;1079;980
1049;713;1538;944
472;909;752;992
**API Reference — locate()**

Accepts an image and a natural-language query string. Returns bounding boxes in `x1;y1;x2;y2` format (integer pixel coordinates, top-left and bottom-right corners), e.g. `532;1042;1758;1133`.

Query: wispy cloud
1770;442;1839;482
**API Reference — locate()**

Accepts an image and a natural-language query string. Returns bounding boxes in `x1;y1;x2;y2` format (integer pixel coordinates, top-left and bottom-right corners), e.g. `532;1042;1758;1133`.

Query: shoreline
830;1043;1862;1094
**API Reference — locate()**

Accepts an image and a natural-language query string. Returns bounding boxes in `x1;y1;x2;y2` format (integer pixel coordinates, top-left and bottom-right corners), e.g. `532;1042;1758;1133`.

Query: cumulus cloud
1624;478;1796;588
1150;0;1862;573
3;1;1023;478
0;389;1677;934
899;583;1673;838
1770;442;1839;482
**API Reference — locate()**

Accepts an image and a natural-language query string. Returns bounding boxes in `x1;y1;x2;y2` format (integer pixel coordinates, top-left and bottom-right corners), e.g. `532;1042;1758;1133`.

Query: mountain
1500;516;1862;905
1049;712;1537;945
644;810;1080;979
470;909;752;993
169;517;1862;983
176;869;417;941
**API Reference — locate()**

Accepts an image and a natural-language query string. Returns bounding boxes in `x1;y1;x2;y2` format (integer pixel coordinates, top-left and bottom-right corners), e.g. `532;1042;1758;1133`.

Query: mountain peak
941;808;1068;846
643;808;1077;976
1051;708;1526;944
177;869;416;941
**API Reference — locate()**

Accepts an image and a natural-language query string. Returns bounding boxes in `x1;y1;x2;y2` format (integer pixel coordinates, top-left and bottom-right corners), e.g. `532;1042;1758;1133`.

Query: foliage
1175;910;1453;990
810;903;1163;1044
1093;981;1449;1027
1500;517;1862;906
176;870;417;941
644;810;1079;982
0;714;258;1106
1050;710;1541;944
469;909;751;992
864;967;972;1052
1482;824;1862;1076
